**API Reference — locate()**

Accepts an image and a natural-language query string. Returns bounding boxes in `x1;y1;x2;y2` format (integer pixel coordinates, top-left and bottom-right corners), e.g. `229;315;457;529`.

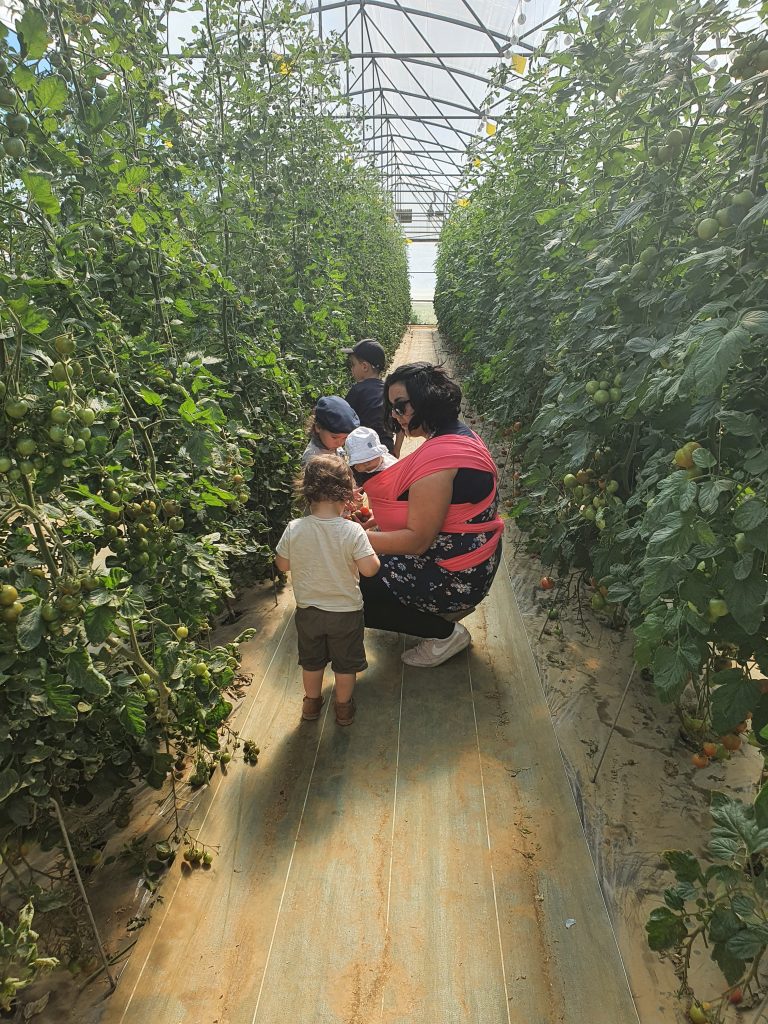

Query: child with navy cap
300;395;360;467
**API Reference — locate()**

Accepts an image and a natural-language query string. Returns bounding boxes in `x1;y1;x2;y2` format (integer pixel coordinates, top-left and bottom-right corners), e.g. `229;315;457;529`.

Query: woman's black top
396;420;495;504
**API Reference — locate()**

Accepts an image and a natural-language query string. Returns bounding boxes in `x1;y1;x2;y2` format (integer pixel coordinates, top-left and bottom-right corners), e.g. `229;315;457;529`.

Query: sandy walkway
56;327;759;1024
61;327;637;1024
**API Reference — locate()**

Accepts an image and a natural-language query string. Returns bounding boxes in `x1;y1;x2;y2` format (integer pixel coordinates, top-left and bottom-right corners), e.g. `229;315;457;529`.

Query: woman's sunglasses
391;398;412;417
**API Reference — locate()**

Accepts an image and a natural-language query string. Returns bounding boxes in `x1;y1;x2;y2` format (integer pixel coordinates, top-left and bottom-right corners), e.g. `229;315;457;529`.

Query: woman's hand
367;470;455;556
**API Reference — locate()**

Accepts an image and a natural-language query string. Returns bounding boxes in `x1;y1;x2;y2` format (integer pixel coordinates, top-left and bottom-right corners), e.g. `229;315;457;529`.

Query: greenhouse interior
0;0;767;1022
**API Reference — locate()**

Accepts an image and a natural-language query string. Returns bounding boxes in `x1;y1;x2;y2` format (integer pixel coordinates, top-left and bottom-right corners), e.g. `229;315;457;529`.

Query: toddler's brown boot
334;697;356;727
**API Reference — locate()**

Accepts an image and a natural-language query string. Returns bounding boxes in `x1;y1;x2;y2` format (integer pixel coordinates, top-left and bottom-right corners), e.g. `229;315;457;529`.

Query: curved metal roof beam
305;0;533;48
345;87;482;115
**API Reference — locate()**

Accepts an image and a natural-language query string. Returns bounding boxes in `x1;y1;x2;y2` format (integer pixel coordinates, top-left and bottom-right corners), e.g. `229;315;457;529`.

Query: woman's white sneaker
401;623;472;667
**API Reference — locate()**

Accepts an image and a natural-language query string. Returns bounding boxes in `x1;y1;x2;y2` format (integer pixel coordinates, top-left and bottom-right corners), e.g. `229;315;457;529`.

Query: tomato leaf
33;75;69;112
663;850;702;884
16;604;44;652
0;767;21;803
734;499;767;532
66;650;111;698
646;907;687;951
84;604;115;644
723;566;768;635
118;692;146;736
16;7;50;59
682;325;749;395
711;669;760;734
711;942;747;986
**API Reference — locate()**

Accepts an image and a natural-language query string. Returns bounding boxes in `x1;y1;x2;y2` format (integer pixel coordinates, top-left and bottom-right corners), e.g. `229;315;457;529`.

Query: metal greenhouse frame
305;0;559;236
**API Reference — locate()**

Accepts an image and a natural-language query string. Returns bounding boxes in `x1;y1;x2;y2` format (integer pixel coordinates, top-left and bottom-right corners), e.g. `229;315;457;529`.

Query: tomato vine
436;0;768;1009
0;0;409;993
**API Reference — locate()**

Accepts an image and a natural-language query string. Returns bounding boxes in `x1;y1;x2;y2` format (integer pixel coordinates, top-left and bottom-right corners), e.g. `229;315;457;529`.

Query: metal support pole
590;664;637;784
51;797;117;991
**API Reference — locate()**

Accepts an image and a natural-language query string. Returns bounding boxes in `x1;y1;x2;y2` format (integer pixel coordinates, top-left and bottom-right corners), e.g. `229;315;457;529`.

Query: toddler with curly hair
275;454;380;726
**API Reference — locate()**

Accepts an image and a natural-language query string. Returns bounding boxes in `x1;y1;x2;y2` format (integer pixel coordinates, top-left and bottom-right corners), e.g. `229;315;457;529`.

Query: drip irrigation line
590;663;637;785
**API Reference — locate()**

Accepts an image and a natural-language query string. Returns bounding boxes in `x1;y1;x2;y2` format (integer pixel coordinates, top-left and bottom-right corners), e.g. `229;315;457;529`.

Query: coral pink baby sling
363;433;504;571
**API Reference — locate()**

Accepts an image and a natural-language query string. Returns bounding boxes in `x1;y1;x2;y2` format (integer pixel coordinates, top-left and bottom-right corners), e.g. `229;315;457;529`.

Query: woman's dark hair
384;362;462;435
297;454;354;505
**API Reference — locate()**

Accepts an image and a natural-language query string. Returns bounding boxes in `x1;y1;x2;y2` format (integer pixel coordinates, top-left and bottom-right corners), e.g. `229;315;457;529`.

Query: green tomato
733;188;755;208
55;336;76;356
2;137;25;159
593;389;610;407
0;584;19;607
137;672;152;686
176;625;189;640
708;598;729;619
1;600;23;623
585;380;599;395
16;437;37;457
697;218;719;241
563;473;577;489
5;112;28;135
638;245;657;266
50;406;69;425
41;603;59;623
5;398;29;419
77;408;96;427
608;387;622;403
0;456;12;473
51;362;69;382
734;532;749;554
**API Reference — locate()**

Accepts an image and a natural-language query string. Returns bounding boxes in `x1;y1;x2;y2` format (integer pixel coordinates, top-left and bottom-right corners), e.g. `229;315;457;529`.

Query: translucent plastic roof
306;0;560;235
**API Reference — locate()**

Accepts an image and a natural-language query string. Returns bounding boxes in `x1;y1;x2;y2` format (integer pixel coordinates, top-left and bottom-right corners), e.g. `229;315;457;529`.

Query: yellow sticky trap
457;198;470;208
405;238;413;244
511;54;527;74
473;157;482;168
279;61;291;75
485;121;497;136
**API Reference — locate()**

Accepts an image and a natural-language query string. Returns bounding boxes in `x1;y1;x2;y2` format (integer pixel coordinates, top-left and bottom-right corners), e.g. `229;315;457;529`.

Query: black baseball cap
342;338;386;371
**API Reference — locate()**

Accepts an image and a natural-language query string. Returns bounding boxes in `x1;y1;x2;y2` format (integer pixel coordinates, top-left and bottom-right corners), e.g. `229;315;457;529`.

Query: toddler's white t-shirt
276;515;375;612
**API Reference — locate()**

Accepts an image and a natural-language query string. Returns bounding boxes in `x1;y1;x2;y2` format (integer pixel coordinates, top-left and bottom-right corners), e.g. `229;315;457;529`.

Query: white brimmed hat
345;427;389;466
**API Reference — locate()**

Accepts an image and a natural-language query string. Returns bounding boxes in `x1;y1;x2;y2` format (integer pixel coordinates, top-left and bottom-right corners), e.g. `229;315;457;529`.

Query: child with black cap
342;338;399;455
300;395;360;467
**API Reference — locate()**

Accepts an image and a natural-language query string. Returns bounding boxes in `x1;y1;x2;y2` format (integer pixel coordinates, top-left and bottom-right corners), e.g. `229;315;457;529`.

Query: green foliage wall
436;0;768;723
0;0;408;895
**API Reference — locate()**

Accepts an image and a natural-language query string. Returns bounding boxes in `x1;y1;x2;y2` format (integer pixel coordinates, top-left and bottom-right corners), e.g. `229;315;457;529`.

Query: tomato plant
436;0;768;1005
436;0;768;741
0;0;409;1000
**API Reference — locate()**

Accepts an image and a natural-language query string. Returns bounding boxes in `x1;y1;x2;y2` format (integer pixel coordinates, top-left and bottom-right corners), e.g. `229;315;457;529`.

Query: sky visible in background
408;242;437;299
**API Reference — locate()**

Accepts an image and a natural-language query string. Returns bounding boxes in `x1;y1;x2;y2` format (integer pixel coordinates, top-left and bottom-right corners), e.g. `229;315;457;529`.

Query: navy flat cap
315;396;360;433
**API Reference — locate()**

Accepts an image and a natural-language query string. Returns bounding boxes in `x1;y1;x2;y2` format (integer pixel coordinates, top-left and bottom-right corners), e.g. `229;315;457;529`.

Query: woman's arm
367;469;456;556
